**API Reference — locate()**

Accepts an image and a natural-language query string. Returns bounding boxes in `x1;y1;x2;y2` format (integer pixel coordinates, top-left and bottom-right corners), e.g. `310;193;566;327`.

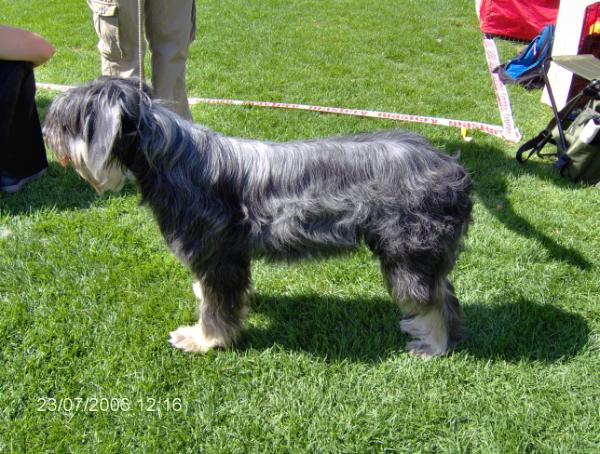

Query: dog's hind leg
169;263;250;353
382;264;464;357
440;279;466;348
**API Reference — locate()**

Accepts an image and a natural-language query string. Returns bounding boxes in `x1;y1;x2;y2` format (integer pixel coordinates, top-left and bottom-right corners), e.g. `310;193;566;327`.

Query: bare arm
0;24;55;67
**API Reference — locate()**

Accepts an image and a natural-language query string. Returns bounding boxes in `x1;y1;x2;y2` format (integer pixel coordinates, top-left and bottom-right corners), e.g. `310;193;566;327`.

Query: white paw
401;312;449;358
168;325;226;353
406;340;447;358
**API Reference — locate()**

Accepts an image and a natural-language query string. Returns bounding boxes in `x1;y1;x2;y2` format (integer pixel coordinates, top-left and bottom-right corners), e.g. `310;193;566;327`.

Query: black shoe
0;168;47;193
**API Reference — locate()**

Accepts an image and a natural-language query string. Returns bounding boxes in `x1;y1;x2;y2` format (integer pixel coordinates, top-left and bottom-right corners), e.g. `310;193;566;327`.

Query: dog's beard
68;137;126;194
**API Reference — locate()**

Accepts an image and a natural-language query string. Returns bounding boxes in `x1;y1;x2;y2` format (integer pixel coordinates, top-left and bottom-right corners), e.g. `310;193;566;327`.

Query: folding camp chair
516;54;600;163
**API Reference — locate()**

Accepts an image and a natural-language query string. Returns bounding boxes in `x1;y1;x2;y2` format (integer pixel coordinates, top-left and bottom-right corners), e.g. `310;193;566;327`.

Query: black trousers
0;60;48;177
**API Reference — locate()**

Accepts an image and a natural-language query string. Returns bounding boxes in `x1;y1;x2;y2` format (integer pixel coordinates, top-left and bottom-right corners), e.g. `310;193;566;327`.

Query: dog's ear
82;102;125;180
85;77;152;172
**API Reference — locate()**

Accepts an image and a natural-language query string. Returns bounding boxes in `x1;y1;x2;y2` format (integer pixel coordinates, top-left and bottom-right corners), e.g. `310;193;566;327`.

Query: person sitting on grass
0;24;54;194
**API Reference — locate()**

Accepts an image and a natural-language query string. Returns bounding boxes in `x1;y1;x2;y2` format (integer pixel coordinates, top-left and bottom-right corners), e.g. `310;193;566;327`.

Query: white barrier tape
482;36;522;143
38;78;519;142
188;96;508;138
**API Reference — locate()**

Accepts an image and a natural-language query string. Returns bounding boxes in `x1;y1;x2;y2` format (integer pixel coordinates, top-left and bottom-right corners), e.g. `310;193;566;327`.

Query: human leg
87;0;145;78
0;60;47;192
144;0;195;119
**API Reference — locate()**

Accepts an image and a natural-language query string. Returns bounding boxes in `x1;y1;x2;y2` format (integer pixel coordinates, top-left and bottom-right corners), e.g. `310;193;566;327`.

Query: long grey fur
44;76;473;357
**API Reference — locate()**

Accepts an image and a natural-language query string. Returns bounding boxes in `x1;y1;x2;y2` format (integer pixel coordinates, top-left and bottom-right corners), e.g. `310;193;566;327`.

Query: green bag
553;102;600;184
516;81;600;186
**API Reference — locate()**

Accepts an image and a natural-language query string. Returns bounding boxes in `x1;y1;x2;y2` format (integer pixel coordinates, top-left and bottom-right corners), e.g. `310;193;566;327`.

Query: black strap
516;59;591;163
516;130;552;163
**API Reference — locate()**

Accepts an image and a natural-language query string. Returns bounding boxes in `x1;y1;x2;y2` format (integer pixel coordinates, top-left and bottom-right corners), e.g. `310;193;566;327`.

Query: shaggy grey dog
44;77;472;357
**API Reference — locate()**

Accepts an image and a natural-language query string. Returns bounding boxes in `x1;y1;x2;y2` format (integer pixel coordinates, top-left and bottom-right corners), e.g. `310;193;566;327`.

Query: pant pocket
88;0;123;59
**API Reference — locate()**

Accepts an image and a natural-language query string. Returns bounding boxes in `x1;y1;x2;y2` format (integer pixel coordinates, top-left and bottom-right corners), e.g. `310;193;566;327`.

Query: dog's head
44;76;153;194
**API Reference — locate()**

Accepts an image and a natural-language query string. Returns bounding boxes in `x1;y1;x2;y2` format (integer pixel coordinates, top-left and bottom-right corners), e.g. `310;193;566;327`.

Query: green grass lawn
1;0;599;452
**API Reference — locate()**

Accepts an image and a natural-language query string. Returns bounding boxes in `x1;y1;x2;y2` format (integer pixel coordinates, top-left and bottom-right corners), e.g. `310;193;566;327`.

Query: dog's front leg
169;264;250;353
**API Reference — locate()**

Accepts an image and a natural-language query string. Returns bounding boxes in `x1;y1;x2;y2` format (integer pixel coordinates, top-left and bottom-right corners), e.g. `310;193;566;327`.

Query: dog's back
230;130;472;263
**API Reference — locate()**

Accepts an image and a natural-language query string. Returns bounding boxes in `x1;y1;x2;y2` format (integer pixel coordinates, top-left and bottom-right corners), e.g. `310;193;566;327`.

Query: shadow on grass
462;296;590;362
241;293;589;364
451;139;592;270
0;162;138;215
0;162;96;215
